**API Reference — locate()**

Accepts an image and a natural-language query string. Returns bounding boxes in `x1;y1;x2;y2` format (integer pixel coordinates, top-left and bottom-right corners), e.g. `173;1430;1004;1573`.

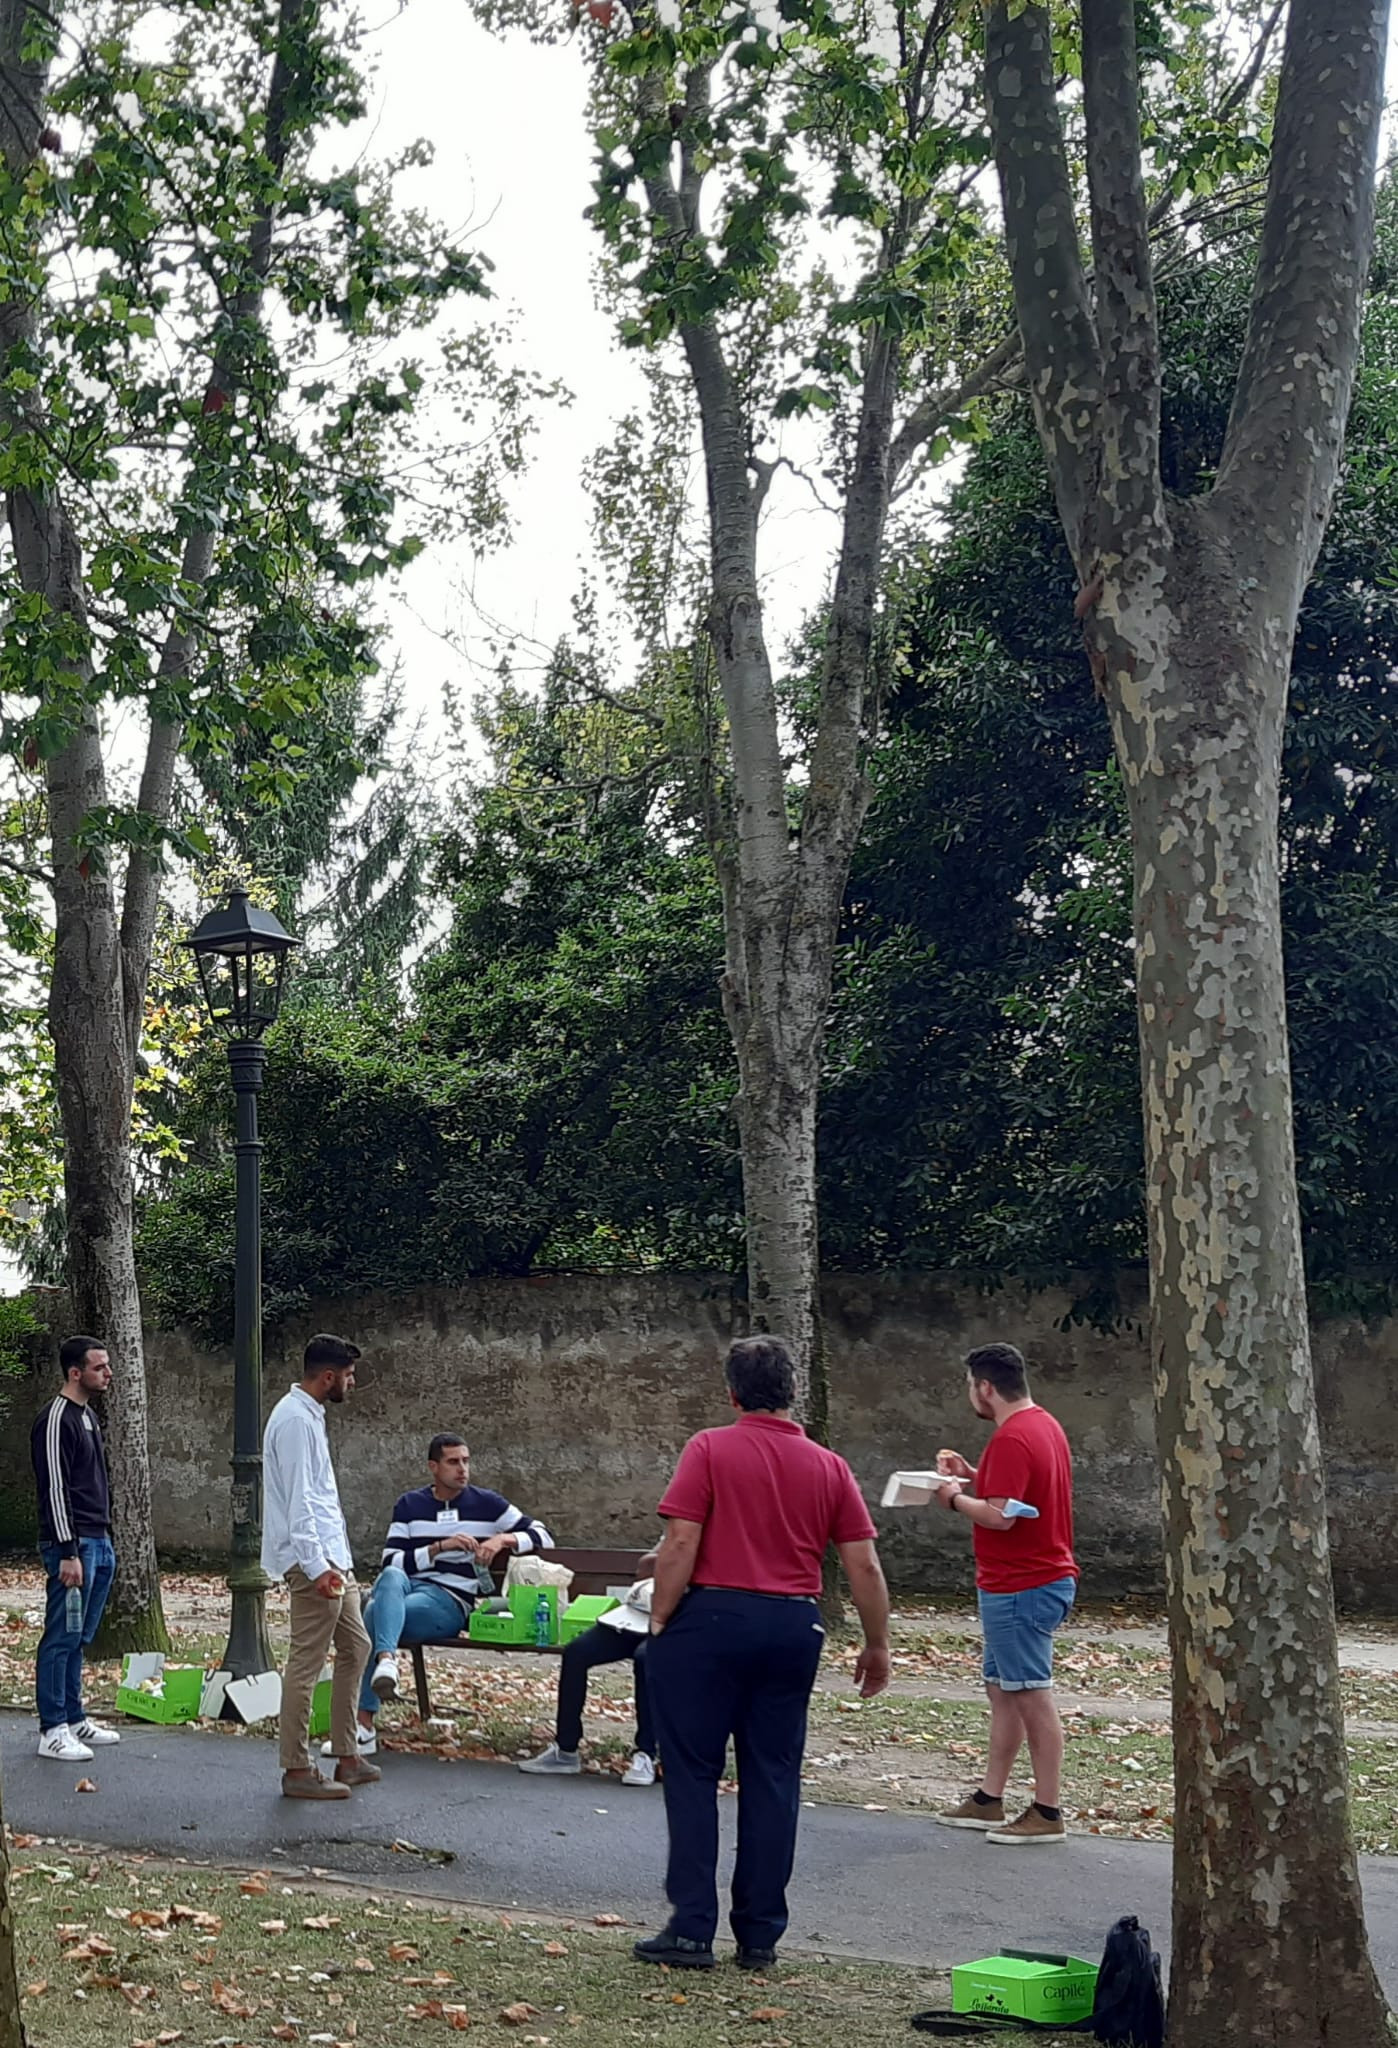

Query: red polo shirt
973;1405;1078;1594
658;1412;877;1597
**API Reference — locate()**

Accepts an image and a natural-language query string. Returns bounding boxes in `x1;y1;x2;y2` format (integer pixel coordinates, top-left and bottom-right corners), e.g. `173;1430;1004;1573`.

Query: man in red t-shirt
933;1342;1078;1846
633;1336;890;1974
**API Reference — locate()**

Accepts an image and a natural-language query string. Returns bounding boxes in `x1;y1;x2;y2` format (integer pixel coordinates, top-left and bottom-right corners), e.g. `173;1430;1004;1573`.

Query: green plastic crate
308;1676;332;1740
560;1595;618;1643
469;1605;531;1645
115;1659;204;1725
951;1951;1098;2026
508;1584;562;1646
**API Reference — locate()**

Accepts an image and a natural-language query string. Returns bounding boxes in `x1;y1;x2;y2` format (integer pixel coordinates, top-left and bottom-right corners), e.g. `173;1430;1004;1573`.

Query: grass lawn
6;1851;1090;2048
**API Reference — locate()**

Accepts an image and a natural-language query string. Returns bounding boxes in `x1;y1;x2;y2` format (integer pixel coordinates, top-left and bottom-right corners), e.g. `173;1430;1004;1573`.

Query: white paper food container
881;1470;963;1508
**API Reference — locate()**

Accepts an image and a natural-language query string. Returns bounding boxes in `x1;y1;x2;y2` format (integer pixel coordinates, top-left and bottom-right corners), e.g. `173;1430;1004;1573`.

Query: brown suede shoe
987;1804;1066;1845
282;1770;351;1801
936;1792;1005;1831
334;1758;382;1787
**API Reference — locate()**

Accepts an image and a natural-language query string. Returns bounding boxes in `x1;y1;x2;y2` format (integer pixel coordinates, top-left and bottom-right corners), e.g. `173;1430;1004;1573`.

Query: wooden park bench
405;1546;648;1722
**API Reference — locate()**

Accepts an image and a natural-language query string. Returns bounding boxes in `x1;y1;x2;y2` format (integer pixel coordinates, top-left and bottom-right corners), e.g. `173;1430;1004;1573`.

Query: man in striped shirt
30;1336;120;1762
337;1434;554;1755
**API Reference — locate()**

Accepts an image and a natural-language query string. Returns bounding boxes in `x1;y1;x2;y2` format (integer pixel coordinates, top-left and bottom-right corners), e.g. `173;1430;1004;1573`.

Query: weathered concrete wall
2;1271;1395;1610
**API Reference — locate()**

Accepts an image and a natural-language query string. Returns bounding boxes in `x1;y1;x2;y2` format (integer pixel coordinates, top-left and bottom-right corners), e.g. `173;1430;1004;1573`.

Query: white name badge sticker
438;1509;459;1526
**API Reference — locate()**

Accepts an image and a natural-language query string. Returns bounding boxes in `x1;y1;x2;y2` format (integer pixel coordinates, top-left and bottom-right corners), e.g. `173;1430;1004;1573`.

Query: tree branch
1214;0;1387;576
119;0;312;1065
984;1;1101;568
798;330;899;928
888;331;1021;484
1081;0;1163;555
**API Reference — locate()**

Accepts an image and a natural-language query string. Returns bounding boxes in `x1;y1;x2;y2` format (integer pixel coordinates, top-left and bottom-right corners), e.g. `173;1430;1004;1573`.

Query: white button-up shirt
262;1384;352;1583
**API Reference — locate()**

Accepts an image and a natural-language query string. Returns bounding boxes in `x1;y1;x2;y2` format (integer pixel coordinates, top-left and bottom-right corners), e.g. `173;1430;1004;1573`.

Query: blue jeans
979;1576;1077;1691
359;1572;465;1716
648;1589;825;1951
37;1536;116;1732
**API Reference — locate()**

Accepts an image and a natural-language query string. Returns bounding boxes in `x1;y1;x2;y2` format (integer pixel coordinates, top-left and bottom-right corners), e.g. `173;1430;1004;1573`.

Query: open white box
881;1469;964;1508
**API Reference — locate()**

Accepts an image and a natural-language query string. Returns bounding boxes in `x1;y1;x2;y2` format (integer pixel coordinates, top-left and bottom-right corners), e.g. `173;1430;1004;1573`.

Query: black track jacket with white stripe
31;1394;111;1557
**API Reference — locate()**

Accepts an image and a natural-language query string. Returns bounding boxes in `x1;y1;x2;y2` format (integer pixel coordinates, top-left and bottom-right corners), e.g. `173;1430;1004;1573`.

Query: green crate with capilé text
951;1951;1098;2026
469;1604;532;1645
560;1595;618;1643
115;1656;205;1724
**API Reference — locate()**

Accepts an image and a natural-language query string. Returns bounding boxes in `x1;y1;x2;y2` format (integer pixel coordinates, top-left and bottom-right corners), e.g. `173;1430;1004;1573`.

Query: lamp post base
221;1565;277;1682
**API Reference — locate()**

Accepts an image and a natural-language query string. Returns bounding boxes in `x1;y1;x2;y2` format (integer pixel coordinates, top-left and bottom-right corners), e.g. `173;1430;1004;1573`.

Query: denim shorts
978;1577;1077;1692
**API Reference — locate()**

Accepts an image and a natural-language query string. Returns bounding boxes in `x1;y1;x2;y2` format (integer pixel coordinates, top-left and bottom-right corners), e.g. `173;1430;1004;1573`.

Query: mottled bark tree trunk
0;1758;27;2047
1;0;309;1649
47;711;168;1651
635;58;890;1420
987;0;1391;2038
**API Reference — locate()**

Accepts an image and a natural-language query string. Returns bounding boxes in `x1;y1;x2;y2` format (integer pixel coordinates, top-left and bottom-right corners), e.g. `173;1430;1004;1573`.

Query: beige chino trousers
280;1568;371;1772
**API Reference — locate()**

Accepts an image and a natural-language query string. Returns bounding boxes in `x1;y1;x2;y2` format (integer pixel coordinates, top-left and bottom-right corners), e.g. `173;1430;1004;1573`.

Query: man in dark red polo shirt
634;1335;890;1973
933;1341;1078;1846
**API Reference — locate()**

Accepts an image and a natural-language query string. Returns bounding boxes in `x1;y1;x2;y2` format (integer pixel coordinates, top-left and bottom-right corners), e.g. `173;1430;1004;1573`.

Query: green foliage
0;1292;43;1444
0;0;554;1272
818;186;1398;1312
138;679;737;1338
0;0;505;813
139;200;1398;1329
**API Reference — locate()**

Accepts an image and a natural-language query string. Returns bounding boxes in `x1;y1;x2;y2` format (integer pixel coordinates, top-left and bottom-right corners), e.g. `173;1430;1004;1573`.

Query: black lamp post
183;888;300;1680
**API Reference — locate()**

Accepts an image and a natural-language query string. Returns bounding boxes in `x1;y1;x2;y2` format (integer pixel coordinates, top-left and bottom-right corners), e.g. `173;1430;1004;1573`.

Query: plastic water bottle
532;1592;552;1647
65;1585;83;1633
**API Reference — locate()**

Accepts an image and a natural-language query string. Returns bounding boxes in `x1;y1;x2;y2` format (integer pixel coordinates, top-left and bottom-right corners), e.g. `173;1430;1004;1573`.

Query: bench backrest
530;1546;648;1597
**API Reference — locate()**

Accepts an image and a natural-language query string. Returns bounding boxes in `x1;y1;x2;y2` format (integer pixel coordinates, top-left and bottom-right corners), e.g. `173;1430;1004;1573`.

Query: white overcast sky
336;4;857;751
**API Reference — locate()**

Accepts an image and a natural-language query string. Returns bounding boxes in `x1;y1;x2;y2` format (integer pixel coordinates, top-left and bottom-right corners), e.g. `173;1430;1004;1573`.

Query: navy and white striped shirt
381;1484;554;1615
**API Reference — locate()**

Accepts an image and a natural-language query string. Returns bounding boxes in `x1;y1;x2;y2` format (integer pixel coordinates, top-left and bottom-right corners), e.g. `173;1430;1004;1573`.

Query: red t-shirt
972;1406;1078;1594
658;1413;877;1597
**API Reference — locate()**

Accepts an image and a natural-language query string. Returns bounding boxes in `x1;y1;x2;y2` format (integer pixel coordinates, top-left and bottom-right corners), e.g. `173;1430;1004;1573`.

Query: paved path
7;1713;1398;1992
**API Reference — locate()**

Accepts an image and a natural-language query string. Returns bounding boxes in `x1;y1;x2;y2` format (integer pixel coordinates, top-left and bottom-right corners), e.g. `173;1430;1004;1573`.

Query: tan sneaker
936;1792;1005;1831
986;1804;1066;1845
282;1770;351;1801
334;1758;382;1787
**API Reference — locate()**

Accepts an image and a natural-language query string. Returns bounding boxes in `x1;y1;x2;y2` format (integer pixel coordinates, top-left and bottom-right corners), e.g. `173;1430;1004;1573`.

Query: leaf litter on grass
9;1852;960;2047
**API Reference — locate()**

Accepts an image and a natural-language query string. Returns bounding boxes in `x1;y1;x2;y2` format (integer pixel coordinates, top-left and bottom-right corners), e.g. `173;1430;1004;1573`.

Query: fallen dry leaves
407;1999;471;2028
500;2000;542;2023
210;1976;254;2017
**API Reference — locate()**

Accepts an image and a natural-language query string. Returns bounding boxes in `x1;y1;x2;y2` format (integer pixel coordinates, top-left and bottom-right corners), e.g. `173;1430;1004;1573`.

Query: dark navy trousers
647;1589;825;1951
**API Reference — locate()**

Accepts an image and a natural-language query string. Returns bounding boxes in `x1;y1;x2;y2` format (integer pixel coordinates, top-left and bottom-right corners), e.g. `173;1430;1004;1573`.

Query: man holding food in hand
262;1333;374;1800
934;1342;1077;1846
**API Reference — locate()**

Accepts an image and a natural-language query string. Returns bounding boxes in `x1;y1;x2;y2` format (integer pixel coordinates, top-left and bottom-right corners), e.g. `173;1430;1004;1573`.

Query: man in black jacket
30;1335;120;1762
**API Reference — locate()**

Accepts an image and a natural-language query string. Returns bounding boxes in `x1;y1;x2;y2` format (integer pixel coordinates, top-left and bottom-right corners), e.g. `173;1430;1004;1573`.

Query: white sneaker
622;1751;656;1787
73;1718;120;1747
38;1724;93;1762
321;1724;378;1758
370;1655;399;1701
517;1743;581;1775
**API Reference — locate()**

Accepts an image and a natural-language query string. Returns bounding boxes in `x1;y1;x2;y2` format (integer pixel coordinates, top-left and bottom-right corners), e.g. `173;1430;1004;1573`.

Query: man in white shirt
262;1333;374;1800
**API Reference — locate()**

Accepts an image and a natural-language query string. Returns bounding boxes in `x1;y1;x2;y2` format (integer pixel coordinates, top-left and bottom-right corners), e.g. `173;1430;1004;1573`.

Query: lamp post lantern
184;888;300;1681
